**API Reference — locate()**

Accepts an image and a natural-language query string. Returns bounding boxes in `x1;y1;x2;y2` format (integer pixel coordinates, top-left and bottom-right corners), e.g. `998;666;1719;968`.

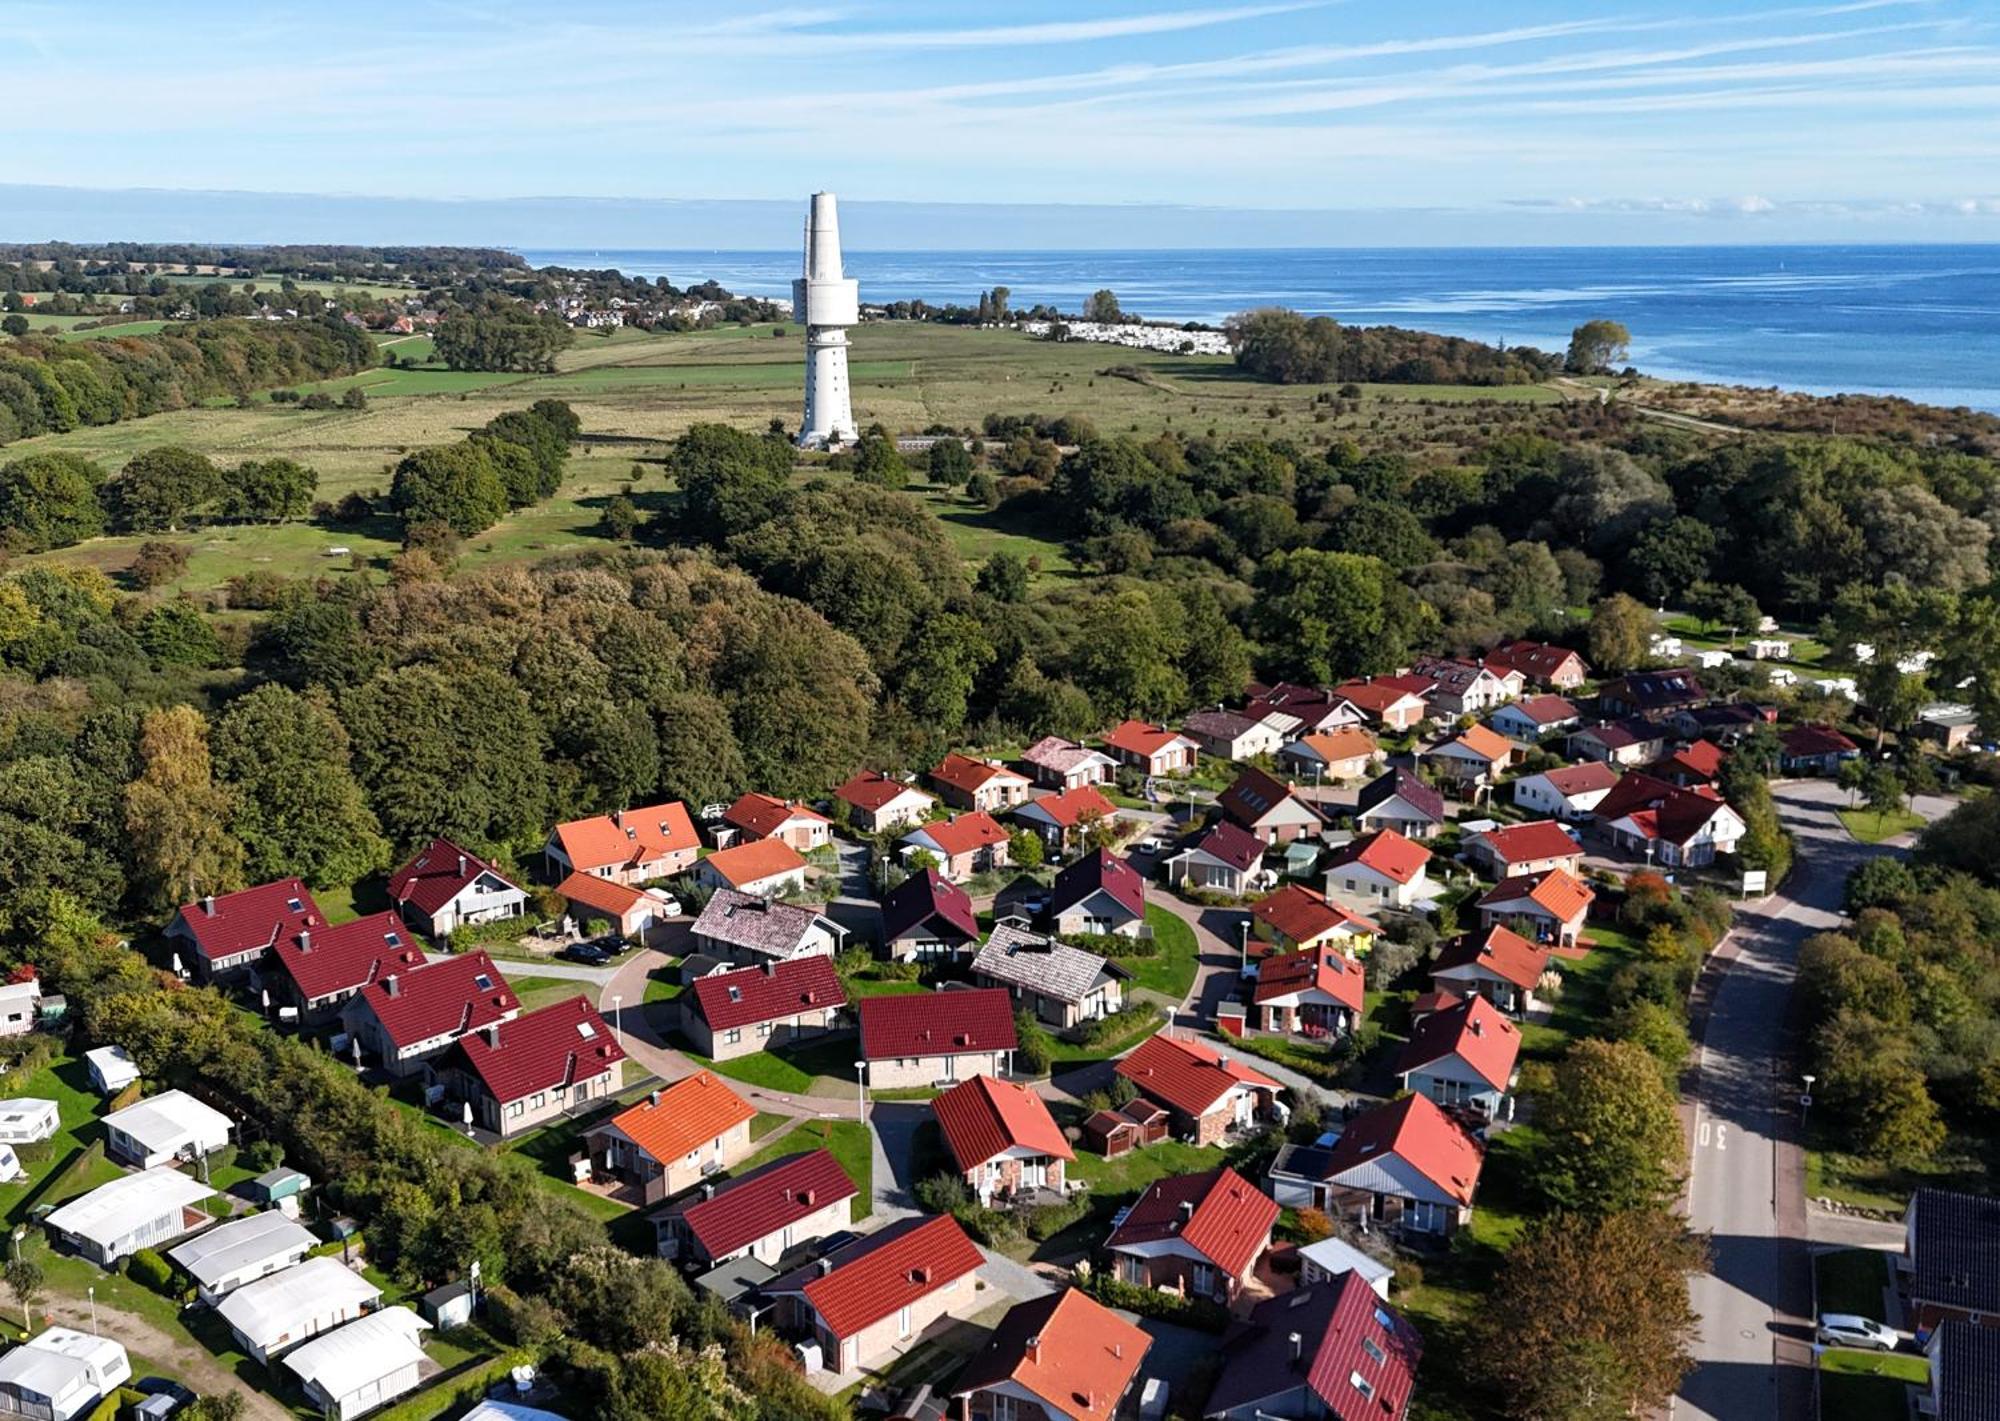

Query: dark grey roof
970;926;1125;1004
1935;1322;2000;1421
1356;767;1444;824
1269;1142;1338;1183
1910;1188;2000;1316
693;1254;777;1306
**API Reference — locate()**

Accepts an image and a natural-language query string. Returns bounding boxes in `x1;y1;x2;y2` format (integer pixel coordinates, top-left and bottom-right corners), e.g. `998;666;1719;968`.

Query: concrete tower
793;192;860;447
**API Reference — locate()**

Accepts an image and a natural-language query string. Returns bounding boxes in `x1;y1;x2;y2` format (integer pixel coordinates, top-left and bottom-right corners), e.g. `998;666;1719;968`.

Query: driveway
1145;893;1254;1028
869;1100;932;1217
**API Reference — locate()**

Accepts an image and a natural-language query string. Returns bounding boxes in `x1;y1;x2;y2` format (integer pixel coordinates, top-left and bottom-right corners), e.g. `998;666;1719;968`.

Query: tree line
1226;307;1562;386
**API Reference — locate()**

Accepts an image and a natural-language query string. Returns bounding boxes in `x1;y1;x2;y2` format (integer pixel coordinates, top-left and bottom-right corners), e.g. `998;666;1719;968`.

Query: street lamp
611;995;623;1049
86;1286;96;1337
1239;917;1251;978
856;1060;868;1127
1802;1073;1816;1124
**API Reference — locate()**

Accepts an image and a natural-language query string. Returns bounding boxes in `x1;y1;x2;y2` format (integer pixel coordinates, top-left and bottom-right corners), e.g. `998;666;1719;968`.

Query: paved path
1676;780;1950;1421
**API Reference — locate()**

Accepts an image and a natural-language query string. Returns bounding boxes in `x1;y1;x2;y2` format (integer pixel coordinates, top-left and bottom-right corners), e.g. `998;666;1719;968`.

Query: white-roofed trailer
82;1045;139;1095
216;1255;382;1365
102;1089;232;1169
283;1307;432;1420
45;1167;214;1266
169;1210;318;1304
0;1327;131;1421
0;1099;58;1144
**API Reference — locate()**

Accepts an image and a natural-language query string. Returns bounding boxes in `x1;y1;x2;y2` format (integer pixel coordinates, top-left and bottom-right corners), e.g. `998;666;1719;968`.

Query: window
1351;1372;1375;1400
757;1022;774;1038
1362;1337;1386;1365
992;1397;1018;1421
724;1028;743;1045
384;931;402;947
506;1101;524;1119
475;974;494;991
532;1092;547;1109
286;897;304;913
898;1305;912;1339
1191;1262;1215;1296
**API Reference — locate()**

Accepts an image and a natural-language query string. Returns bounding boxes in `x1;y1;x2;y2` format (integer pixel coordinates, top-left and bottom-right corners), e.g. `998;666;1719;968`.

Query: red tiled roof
1017;784;1118;829
1536;762;1622;797
723;792;830;839
1594;773;1735;847
1432;924;1549;991
1252;945;1365;1014
933;1073;1074;1172
1396;994;1521;1093
1477;868;1594;923
1654;739;1726;779
1208;1271;1423;1421
800;1214;985;1339
835;771;929;815
859;988;1018;1062
909;812;1010;858
1050;850;1146;923
272;910;426;1003
553;802;698;873
452;994;624;1105
1782;724;1859;757
1102;721;1192;758
599;1070;755;1164
1488;639;1588;681
1293;727;1377;764
1326;828;1430;885
701;839;807;889
1218;767;1321;832
388;838;517;919
1251;884;1378;945
1116;1032;1278;1118
174;878;320;964
1507;694;1579;726
1446;724;1515;763
666;1148;857;1261
353;950;517;1050
931;753;1027;796
689;956;847;1032
882;868;980;944
557;870;652;918
951;1288;1150;1421
1324;1093;1485;1205
1472;820;1583;866
1332;680;1425;715
1182;821;1264;874
1106;1165;1279;1282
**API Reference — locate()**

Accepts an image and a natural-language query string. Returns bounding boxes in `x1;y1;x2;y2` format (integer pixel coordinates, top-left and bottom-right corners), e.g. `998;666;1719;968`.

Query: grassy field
683;1032;858;1094
1837;807;1926;844
507;975;592;1012
1819;1349;1927;1421
1121;905;1200;1001
737;1118;873;1222
1816;1247;1891;1319
0;1056;117;1224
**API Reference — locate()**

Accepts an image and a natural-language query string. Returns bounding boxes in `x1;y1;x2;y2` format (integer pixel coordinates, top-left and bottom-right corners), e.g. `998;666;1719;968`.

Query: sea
518;244;2000;413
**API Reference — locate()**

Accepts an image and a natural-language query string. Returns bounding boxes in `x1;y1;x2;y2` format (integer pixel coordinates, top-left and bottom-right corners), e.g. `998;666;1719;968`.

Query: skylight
577;1022;597;1039
474;974;493;991
286;898;304;913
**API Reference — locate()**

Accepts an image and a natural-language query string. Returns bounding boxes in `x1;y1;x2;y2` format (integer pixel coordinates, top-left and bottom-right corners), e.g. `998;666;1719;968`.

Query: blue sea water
518;244;2000;413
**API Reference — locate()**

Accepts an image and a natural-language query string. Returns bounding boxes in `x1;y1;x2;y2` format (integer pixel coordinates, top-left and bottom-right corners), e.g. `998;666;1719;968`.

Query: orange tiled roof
600;1070;754;1164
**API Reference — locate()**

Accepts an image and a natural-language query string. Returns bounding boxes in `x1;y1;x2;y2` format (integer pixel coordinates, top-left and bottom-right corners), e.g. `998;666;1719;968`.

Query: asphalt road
1675;781;1950;1421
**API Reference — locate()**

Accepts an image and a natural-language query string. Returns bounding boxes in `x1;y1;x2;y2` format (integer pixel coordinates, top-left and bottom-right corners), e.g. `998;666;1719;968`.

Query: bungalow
680;956;846;1061
338;950;520;1079
1567;719;1667;767
900;812;1011;882
833;771;937;834
544;801;700;886
1276;726;1380;783
764;1214;985;1378
1218;768;1324;845
0;1328;133;1421
1511;761;1620;821
1463;820;1584;880
859;987;1017;1089
1423;724;1516;791
1353;768;1447;840
1293;1234;1395;1296
722;792;832;853
1253;945;1364;1038
1396;995;1521;1120
1430;925;1550;1016
1650;739;1727;787
1183;709;1287;762
694;840;809;898
0;1098;58;1144
654;1148;856;1268
215;1255;380;1366
103;1089;232;1169
1245;682;1370;736
1324;829;1432;912
1081;1099;1170;1158
1020;735;1119;791
270;910;427;1019
1048;850;1148;939
1902;1187;2000;1331
1488;694;1580;743
1915;702;1981;751
1487;639;1590;691
935;1073;1073;1204
1115;1032;1281;1146
882;868;982;962
1594;774;1745;867
557;872;681;938
442;995;625;1137
586;1071;757;1206
166;877;320;985
0;978;40;1039
970;921;1127;1030
1102;720;1199;776
1163;820;1266;897
281;1308;433;1421
930;753;1032;813
1250;884;1378;958
1268;1093;1483;1236
44;1167;215;1266
83;1045;138;1095
1203;1272;1422;1421
1105;1166;1279;1304
1598;668;1707;719
1671;702;1776;743
1476;868;1594;947
1779;724;1861;776
1329;680;1428;732
690;888;846;966
952;1288;1151;1421
1011;784;1120;857
1406;657;1517;716
386;839;525;940
168;1210;317;1304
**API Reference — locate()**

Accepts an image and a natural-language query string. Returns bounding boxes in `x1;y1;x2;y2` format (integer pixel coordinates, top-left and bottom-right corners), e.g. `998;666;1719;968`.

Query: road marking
1696;1117;1728;1150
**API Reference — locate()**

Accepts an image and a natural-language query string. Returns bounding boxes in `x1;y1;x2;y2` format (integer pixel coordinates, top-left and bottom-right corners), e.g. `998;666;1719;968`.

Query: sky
4;0;2000;246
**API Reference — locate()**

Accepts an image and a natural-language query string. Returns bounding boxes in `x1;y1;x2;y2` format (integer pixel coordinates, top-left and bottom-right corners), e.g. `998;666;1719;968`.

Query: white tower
793;192;860;447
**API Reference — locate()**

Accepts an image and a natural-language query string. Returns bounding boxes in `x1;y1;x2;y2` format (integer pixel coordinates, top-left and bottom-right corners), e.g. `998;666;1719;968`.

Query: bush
128;539;191;589
1023;1192;1089;1240
1015;1010;1055;1075
125;1247;175;1294
1081;1270;1229;1332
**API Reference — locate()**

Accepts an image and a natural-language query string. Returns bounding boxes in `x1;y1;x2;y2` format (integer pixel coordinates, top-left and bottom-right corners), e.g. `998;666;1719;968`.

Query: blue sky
5;0;1999;244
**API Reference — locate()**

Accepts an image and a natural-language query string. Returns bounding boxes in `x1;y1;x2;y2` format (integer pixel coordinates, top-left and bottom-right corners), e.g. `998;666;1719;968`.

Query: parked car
560;941;615;965
1815;1314;1899;1352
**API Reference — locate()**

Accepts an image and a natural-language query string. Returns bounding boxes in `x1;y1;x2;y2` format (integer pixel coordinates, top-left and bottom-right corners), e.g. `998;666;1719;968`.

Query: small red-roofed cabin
1116;1033;1282;1147
952;1288;1152;1421
387;838;526;940
337;951;520;1079
1268;1093;1485;1238
653;1147;856;1269
586;1070;757;1205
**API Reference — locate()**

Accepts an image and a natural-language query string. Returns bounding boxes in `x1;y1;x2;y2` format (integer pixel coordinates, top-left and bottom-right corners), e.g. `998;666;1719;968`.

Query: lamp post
611;995;623;1050
1239;917;1251;978
86;1286;96;1337
856;1060;868;1130
1802;1073;1816;1126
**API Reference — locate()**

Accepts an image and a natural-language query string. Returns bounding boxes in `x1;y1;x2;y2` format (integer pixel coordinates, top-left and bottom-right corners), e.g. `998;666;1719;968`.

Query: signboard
1742;870;1769;896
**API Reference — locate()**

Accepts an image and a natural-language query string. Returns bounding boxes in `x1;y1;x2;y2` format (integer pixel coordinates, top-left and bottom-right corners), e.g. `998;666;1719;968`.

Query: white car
1815;1314;1899;1352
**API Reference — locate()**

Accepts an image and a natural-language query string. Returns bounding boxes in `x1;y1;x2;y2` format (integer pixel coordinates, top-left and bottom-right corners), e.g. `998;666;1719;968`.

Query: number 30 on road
1698;1117;1728;1150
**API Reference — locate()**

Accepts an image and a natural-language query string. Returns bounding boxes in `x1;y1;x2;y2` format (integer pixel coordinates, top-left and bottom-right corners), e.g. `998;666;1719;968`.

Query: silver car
1815;1314;1899;1352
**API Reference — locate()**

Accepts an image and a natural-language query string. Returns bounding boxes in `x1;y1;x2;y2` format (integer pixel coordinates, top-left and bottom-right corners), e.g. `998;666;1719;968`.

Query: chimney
298;929;311;954
613;808;624;829
763;960;777;977
701;1182;715;1201
385;975;401;997
486;1023;501;1049
1112;1342;1122;1360
1177;1200;1194;1226
1469;1018;1483;1037
817;1258;835;1277
649;1089;661;1109
1025;1335;1041;1364
203;895;216;916
1288;1331;1303;1364
457;853;467;877
801;1188;815;1207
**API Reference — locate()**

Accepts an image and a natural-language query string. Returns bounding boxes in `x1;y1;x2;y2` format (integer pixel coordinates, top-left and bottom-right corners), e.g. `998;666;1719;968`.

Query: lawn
843;978;930;999
1806;1125;1990;1211
750;1111;791;1141
737;1118;873;1222
0;1056;116;1225
1816;1248;1891;1320
685;1033;859;1094
1819;1351;1927;1421
1116;905;1200;1002
507;975;592;1012
1837;807;1926;844
1066;1137;1217;1197
642;961;683;1005
1043;1008;1164;1064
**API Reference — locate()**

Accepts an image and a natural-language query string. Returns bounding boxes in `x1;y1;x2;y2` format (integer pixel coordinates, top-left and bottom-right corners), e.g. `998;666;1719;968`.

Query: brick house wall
792;1269;975;1374
474;1062;622;1137
965;1152;1066;1203
864;1049;1009;1090
686;1007;841;1062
